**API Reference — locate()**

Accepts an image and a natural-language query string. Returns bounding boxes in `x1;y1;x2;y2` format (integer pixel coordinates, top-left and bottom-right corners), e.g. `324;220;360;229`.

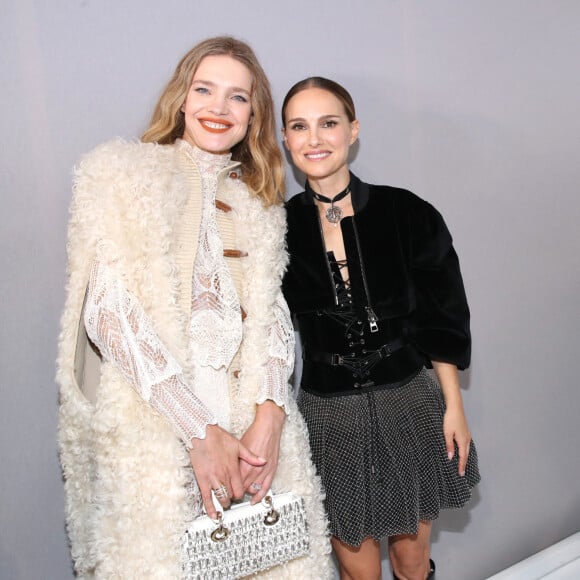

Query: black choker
312;184;351;224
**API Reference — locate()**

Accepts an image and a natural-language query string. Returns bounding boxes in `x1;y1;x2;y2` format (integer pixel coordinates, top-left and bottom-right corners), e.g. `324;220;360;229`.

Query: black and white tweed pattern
297;368;480;547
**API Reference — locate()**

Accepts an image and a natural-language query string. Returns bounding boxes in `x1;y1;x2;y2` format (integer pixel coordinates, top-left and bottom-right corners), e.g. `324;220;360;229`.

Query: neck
177;139;232;173
309;183;350;204
306;168;351;198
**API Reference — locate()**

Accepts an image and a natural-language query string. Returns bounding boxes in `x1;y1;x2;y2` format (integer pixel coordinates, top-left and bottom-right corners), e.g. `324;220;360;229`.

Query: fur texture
57;140;332;579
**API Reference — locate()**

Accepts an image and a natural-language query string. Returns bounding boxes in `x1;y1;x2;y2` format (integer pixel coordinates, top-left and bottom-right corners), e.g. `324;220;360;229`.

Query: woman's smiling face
283;87;359;187
181;54;253;154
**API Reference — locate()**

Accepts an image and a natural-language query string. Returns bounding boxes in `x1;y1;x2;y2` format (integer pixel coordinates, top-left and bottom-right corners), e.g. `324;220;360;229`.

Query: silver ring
250;482;263;491
212;484;229;499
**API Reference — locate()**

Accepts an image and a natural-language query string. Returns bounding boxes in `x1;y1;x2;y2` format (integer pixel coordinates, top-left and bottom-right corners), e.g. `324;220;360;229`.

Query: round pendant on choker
325;205;343;224
312;185;351;225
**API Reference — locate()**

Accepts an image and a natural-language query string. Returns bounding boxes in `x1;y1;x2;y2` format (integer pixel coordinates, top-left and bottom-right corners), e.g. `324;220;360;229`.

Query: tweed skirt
297;368;480;546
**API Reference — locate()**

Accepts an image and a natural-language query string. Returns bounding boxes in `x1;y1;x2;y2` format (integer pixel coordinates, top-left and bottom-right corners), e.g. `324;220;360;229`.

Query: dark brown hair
281;76;357;126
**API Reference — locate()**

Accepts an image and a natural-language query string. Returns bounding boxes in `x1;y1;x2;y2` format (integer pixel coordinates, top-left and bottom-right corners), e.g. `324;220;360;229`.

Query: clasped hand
188;401;285;519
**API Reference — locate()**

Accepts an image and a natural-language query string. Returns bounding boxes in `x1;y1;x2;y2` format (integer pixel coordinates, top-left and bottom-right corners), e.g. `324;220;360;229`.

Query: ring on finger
250;482;262;492
212;484;229;499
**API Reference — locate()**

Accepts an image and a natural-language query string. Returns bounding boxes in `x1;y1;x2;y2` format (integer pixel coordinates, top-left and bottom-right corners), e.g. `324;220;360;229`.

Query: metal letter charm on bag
182;491;310;579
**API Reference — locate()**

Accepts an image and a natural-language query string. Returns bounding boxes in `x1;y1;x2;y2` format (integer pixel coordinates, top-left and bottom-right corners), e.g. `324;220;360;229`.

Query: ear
349;120;360;145
281;129;289;150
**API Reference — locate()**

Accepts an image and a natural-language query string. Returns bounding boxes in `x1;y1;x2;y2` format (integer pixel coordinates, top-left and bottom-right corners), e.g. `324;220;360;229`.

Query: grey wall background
1;1;579;578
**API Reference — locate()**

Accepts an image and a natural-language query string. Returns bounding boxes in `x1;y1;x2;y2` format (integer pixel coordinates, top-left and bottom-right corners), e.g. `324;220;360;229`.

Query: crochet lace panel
83;257;217;445
183;145;242;429
257;294;294;410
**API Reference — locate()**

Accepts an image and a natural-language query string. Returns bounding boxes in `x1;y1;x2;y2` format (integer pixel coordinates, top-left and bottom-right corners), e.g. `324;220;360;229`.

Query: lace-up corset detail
324;251;356;330
329;252;352;309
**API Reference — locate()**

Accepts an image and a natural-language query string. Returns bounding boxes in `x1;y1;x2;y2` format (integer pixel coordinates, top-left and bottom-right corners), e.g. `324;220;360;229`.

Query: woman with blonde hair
57;37;331;578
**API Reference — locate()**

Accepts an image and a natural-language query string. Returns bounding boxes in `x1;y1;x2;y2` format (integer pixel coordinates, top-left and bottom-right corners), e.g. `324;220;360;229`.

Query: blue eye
232;94;249;103
194;87;209;94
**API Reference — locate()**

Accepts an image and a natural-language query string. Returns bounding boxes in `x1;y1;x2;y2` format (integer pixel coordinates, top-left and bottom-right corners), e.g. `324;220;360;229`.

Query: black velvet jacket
283;173;471;395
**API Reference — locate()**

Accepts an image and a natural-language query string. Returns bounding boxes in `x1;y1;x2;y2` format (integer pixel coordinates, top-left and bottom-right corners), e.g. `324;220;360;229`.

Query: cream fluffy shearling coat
57;140;332;579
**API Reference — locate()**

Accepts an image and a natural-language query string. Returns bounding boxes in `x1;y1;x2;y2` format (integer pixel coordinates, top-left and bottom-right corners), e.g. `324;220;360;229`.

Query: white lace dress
83;143;293;446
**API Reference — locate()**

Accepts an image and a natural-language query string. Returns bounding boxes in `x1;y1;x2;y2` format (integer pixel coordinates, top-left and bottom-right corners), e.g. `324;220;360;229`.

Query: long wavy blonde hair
142;36;284;205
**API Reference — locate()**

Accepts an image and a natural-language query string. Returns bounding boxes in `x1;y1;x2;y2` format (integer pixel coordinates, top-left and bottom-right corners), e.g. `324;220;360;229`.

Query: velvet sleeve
409;201;471;369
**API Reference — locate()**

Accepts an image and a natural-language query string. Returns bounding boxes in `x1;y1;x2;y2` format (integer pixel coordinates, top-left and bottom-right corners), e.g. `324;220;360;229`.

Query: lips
305;150;331;160
198;117;233;133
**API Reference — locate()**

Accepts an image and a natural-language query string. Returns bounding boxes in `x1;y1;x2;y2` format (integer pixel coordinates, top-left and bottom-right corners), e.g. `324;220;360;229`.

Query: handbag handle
208;489;277;516
208;491;281;542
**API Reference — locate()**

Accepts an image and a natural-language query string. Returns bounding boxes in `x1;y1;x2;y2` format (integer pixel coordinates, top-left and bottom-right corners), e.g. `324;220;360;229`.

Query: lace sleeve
83;257;217;446
256;294;295;411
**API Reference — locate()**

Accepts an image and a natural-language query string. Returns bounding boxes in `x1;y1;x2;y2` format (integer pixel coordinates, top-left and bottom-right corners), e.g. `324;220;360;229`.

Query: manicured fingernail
460;471;465;477
447;451;453;460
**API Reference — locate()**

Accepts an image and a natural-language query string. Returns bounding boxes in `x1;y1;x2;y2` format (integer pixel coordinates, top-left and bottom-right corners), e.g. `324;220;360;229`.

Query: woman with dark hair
281;76;480;580
57;39;331;578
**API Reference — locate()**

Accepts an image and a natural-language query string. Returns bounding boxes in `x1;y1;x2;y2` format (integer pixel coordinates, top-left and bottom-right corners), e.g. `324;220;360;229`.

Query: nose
308;127;321;146
208;93;228;115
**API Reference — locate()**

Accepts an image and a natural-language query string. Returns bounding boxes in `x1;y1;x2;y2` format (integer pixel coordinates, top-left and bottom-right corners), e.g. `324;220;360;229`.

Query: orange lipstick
198;117;233;134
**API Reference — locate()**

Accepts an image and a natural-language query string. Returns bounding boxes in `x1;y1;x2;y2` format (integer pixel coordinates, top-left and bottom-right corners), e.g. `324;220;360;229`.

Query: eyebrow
191;79;251;96
286;114;341;124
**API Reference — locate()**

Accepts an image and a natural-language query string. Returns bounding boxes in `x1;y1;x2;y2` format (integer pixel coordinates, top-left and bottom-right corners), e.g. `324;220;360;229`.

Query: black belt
304;338;406;375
